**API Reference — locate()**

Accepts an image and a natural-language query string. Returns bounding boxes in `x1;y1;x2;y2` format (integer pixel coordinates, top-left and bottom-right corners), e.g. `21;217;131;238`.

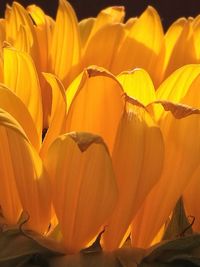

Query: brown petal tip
68;132;108;152
155;100;200;119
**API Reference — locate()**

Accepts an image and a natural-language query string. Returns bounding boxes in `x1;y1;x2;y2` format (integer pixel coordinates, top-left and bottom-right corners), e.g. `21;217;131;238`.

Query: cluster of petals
0;0;200;254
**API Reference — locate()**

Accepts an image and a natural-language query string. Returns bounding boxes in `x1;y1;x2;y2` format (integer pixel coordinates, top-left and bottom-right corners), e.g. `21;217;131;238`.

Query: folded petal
44;132;117;252
131;102;200;248
3;47;43;142
49;0;81;86
65;66;124;153
40;73;67;158
102;98;164;250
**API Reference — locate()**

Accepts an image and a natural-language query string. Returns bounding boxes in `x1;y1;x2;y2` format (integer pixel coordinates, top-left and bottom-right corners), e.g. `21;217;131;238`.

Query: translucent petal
3;47;43;141
65;66;124;153
44;132;117;252
103;99;164;250
117;68;156;106
83;23;126;71
49;0;81;86
0;83;40;150
0;108;51;233
131;102;200;248
40;73;67;159
111;6;164;85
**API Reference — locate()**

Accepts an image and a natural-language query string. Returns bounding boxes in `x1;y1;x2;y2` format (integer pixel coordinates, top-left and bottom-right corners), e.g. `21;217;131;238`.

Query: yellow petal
103;98;164;250
65;66;124;153
0;83;40;150
79;17;95;49
164;19;197;78
0;108;51;233
0;19;5;58
40;73;67;159
3;47;43;142
89;6;125;39
5;2;40;68
155;64;200;120
124;17;137;30
44;132;117;252
111;6;164;85
27;6;55;127
117;68;156;106
131;102;200;248
160;18;186;81
50;0;81;86
83;23;126;71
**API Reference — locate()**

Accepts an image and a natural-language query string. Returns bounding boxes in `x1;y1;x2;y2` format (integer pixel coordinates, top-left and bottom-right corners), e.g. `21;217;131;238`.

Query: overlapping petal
49;0;81;86
0;108;51;233
65;66;124;153
44;132;117;252
131;102;200;248
103;97;164;250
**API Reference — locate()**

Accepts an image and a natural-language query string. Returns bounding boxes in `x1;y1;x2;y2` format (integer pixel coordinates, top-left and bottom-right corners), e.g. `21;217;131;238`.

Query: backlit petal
65;66;124;153
131;102;200;248
83;23;126;71
111;6;164;85
44;132;117;252
40;73;67;159
3;47;43;141
164;19;197;78
117;68;156;106
79;17;95;49
49;0;81;86
0;108;51;233
0;83;40;150
103;98;164;250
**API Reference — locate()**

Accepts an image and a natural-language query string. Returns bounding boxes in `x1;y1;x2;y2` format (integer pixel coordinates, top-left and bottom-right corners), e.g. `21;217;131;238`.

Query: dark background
1;0;200;30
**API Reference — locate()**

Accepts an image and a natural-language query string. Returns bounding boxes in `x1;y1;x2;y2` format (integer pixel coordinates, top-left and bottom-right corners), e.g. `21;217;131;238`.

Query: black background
1;0;200;30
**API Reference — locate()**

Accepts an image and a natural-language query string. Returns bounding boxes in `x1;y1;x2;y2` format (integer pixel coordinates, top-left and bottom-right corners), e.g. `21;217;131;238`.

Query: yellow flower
0;1;200;265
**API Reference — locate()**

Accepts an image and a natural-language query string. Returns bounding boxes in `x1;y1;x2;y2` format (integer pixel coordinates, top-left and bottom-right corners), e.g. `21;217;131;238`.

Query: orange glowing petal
131;102;200;248
3;47;43;142
65;66;124;153
83;23;126;71
111;6;164;84
0;108;51;233
103;98;164;250
164;19;197;78
49;0;81;86
117;68;156;106
155;64;200;120
44;132;117;252
5;2;40;68
40;73;67;159
0;83;40;150
79;17;95;49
